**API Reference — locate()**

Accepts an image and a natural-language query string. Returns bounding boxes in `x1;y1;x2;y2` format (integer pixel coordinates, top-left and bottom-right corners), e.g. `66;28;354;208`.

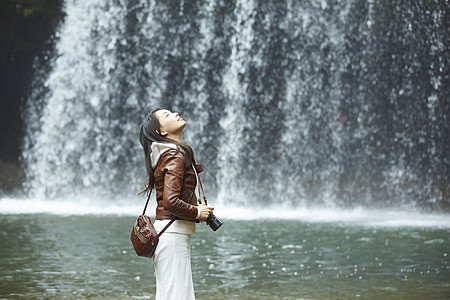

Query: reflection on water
0;214;449;299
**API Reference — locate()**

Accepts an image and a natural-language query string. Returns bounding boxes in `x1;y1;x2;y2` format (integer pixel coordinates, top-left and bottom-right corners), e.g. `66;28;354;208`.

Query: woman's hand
197;203;215;222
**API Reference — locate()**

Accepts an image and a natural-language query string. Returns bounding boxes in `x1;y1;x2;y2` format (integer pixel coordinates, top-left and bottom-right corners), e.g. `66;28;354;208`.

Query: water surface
0;214;449;299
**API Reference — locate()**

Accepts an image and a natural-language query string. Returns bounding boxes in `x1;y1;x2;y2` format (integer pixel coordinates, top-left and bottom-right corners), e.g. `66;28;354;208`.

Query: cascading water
21;0;449;212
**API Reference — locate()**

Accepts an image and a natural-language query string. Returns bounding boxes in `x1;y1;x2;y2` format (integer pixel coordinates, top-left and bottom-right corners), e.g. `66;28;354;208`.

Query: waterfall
22;0;449;210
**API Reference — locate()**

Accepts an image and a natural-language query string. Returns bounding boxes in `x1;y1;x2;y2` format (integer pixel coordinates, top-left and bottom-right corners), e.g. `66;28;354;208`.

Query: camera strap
192;163;207;206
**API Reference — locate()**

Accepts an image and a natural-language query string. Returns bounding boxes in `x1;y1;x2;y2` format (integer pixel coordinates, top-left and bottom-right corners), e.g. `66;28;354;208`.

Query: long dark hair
139;107;195;195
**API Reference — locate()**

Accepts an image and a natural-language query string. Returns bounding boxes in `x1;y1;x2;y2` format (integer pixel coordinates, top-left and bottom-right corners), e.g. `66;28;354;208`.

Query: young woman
139;107;214;300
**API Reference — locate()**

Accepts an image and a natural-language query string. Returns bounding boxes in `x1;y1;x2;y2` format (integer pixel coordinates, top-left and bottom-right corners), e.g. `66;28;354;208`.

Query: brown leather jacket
154;149;203;221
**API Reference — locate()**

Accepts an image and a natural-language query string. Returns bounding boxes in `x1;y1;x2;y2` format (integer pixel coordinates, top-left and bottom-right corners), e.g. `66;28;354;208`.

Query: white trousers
153;232;195;300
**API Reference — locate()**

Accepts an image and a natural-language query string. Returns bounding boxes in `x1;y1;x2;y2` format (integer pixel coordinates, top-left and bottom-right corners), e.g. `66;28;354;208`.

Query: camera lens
205;213;223;231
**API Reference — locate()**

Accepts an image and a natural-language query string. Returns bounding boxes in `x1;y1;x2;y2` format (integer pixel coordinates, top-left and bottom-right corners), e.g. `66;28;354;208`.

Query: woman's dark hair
139;107;195;195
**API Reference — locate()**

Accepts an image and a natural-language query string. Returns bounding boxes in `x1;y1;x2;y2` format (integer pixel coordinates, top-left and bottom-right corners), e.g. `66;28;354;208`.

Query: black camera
205;213;223;231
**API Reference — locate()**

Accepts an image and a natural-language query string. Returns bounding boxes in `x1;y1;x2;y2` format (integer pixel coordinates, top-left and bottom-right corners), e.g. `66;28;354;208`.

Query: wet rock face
0;0;64;162
0;161;24;194
6;0;449;209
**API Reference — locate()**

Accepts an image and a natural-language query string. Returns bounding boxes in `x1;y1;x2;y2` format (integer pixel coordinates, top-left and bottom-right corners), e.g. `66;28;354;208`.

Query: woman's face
154;109;186;136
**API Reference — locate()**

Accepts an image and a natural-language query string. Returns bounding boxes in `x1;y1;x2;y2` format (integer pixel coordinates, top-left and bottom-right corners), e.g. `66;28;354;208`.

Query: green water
0;214;449;299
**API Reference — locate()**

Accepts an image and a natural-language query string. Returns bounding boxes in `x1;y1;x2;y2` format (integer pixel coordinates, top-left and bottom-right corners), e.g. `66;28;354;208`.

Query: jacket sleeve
160;151;198;221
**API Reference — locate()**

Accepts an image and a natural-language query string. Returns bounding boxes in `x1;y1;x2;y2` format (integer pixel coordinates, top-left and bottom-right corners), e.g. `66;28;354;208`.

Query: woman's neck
166;132;183;144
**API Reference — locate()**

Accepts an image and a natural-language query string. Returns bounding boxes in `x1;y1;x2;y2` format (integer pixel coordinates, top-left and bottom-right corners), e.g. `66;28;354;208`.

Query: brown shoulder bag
130;190;175;258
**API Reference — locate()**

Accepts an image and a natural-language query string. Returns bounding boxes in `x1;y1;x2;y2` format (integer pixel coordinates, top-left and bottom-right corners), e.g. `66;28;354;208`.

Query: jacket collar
150;142;178;168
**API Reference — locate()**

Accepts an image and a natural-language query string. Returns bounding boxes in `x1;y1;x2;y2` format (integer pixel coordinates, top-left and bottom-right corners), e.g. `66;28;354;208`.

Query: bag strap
142;189;175;235
142;189;152;215
192;164;208;205
157;219;176;238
